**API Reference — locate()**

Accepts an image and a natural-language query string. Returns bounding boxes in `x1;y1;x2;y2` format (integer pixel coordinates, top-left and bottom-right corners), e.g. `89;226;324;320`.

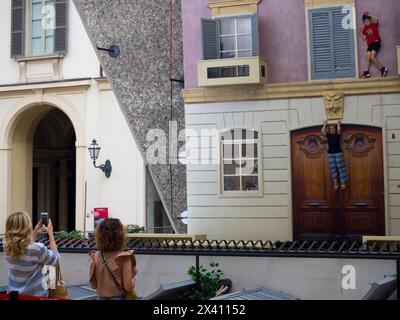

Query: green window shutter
201;19;219;60
54;0;68;53
11;0;25;58
251;13;259;56
309;7;355;80
331;8;356;78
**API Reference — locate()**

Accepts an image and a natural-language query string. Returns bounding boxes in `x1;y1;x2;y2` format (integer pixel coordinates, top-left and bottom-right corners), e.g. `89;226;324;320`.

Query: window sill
15;53;65;62
16;54;65;83
198;56;268;87
218;191;264;199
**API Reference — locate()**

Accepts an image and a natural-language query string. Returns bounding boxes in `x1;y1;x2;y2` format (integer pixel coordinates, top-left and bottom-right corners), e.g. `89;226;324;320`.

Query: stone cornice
207;0;261;16
94;77;112;91
304;0;355;8
0;79;92;97
207;0;261;9
183;77;400;104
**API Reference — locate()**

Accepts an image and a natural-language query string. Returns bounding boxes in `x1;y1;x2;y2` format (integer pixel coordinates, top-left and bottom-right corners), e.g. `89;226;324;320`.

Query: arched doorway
291;125;385;240
9;106;77;231
32;109;76;231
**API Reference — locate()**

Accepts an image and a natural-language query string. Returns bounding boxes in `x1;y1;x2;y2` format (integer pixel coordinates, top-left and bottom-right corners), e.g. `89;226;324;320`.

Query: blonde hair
5;212;33;260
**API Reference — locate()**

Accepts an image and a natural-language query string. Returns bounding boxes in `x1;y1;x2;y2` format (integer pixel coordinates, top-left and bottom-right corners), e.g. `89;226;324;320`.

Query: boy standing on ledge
358;12;388;78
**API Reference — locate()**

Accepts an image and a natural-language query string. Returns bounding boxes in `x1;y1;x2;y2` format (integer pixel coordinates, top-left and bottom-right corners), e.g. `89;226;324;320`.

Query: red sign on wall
94;208;108;228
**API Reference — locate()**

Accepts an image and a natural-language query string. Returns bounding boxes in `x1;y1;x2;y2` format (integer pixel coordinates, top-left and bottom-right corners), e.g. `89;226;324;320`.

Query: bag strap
55;261;62;282
100;251;126;294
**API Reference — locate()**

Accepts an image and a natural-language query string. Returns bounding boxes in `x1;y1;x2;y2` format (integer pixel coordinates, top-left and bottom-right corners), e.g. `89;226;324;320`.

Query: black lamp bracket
93;159;112;178
96;44;120;58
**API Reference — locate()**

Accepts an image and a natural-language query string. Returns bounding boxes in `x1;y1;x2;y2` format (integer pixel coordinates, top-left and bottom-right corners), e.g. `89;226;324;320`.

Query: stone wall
72;0;187;232
0;253;396;300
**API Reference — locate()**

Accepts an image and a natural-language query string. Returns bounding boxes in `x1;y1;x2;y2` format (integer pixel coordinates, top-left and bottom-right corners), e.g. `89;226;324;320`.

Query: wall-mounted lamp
88;139;112;178
96;44;120;58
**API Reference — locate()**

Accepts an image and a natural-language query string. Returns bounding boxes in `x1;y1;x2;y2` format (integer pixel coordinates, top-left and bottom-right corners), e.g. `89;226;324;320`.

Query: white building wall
0;0;19;85
85;83;146;229
0;0;146;232
62;1;100;79
185;94;400;240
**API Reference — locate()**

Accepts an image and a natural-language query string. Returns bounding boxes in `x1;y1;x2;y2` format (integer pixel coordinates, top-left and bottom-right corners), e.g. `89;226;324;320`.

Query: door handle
309;202;321;207
356;202;368;207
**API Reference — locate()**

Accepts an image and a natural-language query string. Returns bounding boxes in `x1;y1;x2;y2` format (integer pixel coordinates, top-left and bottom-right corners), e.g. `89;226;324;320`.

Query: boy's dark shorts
367;40;381;53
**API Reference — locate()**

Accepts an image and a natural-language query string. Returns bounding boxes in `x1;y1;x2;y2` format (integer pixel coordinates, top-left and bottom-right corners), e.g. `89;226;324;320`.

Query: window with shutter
12;0;69;57
201;14;259;60
201;19;219;60
309;7;356;80
11;0;25;58
54;0;68;53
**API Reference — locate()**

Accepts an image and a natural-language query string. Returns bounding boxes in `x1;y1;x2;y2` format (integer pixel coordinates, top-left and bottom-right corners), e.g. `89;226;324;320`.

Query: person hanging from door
322;120;348;191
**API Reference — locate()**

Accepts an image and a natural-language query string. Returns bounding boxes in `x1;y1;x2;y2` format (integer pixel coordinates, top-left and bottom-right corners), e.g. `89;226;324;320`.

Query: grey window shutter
54;0;68;53
309;9;334;79
331;8;355;78
251;13;259;56
11;0;25;58
201;19;219;60
309;7;355;79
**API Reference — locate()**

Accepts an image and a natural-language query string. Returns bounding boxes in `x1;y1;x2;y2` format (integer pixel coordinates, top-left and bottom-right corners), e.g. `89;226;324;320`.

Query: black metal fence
1;236;399;299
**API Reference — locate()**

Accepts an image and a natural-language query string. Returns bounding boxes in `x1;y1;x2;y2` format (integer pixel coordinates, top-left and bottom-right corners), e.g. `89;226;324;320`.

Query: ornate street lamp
88;139;112;178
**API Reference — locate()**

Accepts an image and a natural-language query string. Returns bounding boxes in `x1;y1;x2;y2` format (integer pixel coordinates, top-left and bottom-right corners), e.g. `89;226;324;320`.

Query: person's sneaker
381;67;388;77
360;71;371;79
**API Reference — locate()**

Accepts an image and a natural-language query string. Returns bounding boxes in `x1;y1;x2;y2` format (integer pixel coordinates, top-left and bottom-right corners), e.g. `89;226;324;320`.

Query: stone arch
0;93;86;232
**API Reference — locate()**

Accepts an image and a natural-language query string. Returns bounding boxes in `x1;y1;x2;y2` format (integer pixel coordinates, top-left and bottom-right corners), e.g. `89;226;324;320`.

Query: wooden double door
292;126;385;240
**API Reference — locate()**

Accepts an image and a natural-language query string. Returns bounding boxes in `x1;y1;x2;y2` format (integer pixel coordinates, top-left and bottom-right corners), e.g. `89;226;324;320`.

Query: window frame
218;16;253;59
213;13;258;60
26;0;56;57
305;5;359;81
218;128;263;198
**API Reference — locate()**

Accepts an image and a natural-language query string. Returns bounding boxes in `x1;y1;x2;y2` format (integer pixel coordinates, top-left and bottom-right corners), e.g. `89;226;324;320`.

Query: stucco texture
72;0;186;232
182;0;400;88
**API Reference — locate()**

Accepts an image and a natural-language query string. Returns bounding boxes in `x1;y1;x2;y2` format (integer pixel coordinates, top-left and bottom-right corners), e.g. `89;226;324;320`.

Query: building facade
182;0;400;240
0;0;152;233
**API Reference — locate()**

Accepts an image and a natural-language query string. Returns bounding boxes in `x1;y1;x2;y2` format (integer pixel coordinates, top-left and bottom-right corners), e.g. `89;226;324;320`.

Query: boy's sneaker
360;71;371;79
381;67;388;77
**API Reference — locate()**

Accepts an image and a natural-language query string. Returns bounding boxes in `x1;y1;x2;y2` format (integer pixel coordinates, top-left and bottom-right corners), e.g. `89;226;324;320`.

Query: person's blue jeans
97;295;124;300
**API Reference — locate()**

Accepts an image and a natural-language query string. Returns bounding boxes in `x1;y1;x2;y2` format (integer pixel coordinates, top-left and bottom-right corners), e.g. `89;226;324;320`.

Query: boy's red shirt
362;22;381;45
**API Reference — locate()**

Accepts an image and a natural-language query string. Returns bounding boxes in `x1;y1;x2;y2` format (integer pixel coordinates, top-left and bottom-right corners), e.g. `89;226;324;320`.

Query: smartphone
40;212;49;227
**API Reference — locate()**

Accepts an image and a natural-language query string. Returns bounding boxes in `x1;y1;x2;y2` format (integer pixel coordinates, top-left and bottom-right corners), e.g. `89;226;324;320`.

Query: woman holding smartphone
4;212;59;297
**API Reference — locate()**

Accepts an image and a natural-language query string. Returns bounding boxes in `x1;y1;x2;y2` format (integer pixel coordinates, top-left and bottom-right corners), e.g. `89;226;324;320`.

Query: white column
75;145;86;232
0;148;12;234
58;158;69;231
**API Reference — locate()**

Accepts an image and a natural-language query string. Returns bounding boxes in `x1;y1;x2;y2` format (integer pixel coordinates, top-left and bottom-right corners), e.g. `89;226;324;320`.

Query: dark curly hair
95;218;126;252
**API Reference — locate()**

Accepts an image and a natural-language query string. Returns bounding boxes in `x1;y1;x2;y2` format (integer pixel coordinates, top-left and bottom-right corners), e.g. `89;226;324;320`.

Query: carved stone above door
324;91;345;120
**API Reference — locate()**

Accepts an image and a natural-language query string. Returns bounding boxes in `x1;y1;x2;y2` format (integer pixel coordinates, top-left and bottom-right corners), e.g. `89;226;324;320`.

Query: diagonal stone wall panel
73;0;186;232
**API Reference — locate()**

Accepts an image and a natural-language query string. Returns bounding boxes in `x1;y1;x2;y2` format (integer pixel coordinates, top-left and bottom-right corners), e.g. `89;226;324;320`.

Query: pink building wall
182;0;400;89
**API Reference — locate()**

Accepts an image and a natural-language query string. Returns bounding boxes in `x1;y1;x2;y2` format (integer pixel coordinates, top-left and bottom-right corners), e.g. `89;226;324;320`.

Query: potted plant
126;224;145;234
180;262;228;300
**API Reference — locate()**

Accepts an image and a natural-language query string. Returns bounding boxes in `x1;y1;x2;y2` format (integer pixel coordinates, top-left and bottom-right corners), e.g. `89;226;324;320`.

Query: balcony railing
197;56;268;87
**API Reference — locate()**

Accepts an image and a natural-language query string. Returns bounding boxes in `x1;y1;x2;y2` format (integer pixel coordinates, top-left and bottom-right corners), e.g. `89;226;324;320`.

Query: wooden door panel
302;210;331;232
303;156;330;206
342;128;384;236
292;125;385;240
292;130;334;239
344;211;377;235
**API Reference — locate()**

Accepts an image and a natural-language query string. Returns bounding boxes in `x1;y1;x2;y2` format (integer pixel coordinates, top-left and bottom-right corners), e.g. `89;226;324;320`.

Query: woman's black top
326;133;342;154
